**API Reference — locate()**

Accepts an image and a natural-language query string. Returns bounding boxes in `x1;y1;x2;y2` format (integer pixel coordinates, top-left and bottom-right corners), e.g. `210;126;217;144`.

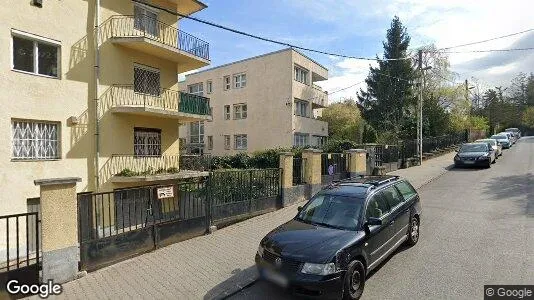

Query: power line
439;47;534;53
132;0;412;62
439;28;534;50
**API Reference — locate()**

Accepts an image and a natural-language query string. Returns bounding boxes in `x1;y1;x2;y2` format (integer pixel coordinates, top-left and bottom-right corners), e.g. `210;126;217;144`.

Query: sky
179;0;534;102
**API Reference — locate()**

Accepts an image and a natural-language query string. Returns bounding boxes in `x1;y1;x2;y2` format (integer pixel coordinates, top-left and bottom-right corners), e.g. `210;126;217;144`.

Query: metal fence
292;157;306;185
321;153;348;175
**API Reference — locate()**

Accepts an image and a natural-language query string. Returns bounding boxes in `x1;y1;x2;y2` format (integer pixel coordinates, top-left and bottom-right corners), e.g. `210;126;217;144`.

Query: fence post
302;149;322;196
279;152;293;207
34;177;82;284
345;149;367;177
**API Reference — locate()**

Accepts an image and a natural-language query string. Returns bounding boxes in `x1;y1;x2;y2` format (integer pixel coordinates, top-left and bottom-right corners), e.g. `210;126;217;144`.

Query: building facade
0;0;211;216
179;48;329;155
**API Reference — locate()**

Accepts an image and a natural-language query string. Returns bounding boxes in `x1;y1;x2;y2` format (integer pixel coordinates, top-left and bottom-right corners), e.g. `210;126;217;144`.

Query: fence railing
107;155;180;177
108;15;210;60
292;157;306;185
399;132;467;160
0;213;40;276
99;84;211;117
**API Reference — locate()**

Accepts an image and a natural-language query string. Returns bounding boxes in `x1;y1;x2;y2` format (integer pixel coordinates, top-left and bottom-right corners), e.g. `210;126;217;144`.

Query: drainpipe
94;0;101;191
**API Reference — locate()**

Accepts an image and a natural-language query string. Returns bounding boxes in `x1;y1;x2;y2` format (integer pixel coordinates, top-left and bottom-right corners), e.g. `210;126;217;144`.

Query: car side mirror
364;217;382;234
297;206;303;212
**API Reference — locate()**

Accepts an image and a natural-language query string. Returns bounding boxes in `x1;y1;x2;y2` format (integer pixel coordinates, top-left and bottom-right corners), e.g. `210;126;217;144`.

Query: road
228;137;534;300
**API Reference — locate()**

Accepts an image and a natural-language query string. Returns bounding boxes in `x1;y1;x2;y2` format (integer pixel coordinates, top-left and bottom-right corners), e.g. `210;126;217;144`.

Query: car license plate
261;268;288;287
463;160;475;164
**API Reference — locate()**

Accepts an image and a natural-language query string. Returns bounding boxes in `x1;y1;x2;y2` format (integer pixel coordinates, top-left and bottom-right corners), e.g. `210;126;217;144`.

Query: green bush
323;139;358;153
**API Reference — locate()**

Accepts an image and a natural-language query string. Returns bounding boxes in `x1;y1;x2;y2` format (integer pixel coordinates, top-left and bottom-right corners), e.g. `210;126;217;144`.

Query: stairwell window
294;65;309;85
12;31;60;78
134;128;161;157
234;73;246;89
234;135;247;150
224;76;231;91
224;105;231;120
187;82;204;96
12;119;60;160
134;64;160;96
233;104;247;119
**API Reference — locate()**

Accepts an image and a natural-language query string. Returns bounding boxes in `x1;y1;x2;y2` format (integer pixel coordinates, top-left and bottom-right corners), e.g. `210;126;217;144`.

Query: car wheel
405;215;419;246
487;161;492;168
343;260;365;300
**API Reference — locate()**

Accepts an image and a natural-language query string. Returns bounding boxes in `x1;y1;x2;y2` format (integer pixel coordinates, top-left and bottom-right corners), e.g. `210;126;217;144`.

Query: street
229;137;534;300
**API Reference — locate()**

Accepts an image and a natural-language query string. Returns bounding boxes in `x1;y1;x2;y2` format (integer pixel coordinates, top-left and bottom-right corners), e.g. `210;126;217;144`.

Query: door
134;5;159;37
380;185;410;245
364;193;393;267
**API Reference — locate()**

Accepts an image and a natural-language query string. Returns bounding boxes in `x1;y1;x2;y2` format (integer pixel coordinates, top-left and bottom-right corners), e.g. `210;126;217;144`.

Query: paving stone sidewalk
31;152;455;300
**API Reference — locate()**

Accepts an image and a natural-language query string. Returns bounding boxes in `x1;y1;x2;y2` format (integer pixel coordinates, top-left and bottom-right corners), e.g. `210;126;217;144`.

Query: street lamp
417;50;432;166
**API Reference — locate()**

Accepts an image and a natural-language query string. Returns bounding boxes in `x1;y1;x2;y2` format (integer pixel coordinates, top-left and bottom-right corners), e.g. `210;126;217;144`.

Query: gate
0;213;40;297
321;153;349;184
78;179;209;271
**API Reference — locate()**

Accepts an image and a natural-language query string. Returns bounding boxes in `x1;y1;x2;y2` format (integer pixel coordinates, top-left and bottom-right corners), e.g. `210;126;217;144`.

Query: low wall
282;183;321;207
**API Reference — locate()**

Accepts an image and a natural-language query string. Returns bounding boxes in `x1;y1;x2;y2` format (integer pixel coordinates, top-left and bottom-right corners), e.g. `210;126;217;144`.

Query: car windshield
296;194;363;231
459;144;488;152
491;135;507;140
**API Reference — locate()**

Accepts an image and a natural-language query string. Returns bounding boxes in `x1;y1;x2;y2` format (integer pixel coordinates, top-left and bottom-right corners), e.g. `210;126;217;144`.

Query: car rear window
395;181;417;201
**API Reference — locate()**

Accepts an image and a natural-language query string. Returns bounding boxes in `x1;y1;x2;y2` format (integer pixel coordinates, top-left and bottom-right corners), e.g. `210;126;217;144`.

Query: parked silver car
505;128;521;139
490;134;511;149
498;132;516;145
476;139;502;158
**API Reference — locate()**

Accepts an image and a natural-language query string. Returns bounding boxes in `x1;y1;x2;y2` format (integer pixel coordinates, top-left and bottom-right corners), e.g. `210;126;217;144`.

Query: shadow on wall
203;265;258;300
482;173;534;217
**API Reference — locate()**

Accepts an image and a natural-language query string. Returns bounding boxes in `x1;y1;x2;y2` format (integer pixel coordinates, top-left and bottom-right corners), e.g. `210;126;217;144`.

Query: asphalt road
228;137;534;300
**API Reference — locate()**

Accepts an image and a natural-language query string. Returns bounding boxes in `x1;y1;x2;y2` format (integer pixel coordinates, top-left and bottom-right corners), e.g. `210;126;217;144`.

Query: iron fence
292;157;306;185
399;132;467;160
108;15;210;60
321;153;348;175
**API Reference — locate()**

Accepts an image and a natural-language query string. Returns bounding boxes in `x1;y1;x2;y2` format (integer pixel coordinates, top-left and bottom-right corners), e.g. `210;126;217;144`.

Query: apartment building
0;0;212;216
179;48;329;155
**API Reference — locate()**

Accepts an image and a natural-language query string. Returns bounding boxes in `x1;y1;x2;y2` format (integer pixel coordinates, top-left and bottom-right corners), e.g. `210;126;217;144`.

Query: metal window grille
134;129;161;156
12;120;59;160
134;66;160;96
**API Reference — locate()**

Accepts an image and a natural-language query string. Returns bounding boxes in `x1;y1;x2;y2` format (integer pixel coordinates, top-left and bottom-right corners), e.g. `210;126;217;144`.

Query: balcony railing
99;84;211;117
109;155;180;177
108;15;209;61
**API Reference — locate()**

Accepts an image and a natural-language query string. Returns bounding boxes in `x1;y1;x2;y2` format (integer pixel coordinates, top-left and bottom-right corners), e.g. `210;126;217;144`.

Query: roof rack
369;175;400;186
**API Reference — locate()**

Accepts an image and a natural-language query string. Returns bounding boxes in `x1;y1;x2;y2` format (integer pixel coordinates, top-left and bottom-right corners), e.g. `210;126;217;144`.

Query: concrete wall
180;48;329;155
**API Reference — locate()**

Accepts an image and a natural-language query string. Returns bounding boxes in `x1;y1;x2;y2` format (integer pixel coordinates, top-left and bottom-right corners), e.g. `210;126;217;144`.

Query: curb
218;278;258;300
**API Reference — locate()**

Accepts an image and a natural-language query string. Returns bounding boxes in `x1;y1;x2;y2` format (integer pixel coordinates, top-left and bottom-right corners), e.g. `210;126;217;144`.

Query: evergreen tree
358;16;416;141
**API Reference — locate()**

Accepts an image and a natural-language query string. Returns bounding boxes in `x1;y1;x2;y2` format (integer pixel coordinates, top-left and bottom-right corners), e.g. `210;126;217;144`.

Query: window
234;134;247;150
189;121;204;144
381;186;403;209
395;181;417;201
134;128;161;157
233;73;246;88
134;5;158;36
12;120;60;160
179;138;186;150
206;80;213;94
207;136;213;150
224;105;231;120
294;65;309;84
312;135;326;148
134;65;160;96
233;104;247;119
224;76;231;90
365;194;390;220
294;133;309;147
12;33;60;78
187;82;204;96
294;99;309;117
224;135;231;149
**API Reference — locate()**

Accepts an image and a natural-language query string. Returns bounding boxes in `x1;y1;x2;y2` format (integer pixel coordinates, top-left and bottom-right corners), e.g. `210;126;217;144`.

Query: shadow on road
366;243;412;280
204;265;258;300
482;172;534;217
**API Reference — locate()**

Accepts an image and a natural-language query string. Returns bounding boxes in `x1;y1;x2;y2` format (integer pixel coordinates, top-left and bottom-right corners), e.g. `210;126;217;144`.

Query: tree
358;16;416;141
522;107;534;128
319;98;363;142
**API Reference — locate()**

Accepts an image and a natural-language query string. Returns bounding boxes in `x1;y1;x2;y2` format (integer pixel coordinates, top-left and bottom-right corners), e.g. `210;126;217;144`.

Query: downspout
94;0;101;191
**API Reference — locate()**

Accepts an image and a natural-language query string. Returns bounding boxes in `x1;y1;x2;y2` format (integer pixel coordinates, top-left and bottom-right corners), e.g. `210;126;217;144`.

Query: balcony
105;155;208;183
100;85;212;122
310;84;328;108
107;15;209;72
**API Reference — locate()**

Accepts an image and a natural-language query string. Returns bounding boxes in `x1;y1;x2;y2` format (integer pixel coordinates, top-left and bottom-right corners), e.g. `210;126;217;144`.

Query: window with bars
294;133;309;147
12;33;60;78
187;82;204;96
224;105;231;120
134;65;160;96
134;5;159;37
294;65;309;85
233;104;247;119
294;99;309;117
189;121;205;144
223;76;231;91
134;128;161;156
234;134;247;150
233;73;246;88
224;135;231;149
12;120;60;160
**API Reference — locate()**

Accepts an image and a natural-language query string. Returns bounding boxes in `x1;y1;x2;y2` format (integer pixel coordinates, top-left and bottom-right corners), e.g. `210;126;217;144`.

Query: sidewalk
33;152;455;300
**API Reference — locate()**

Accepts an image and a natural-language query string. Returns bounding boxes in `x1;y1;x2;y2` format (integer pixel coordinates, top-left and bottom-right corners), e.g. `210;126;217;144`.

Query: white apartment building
179;48;329;155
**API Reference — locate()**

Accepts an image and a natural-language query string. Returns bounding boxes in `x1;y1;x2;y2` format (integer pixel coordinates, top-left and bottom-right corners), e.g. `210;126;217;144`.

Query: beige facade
0;0;211;217
180;48;329;155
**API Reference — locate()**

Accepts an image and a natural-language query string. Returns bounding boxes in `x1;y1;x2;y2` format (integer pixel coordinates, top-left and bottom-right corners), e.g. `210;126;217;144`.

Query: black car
454;142;496;168
256;176;422;299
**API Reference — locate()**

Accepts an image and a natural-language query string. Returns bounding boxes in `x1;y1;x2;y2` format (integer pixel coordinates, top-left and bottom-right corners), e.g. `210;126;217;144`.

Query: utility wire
132;0;412;61
439;47;534;53
439;28;534;50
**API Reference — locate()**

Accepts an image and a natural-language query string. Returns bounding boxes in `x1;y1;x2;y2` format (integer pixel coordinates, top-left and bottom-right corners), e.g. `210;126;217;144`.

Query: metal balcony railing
110;155;180;177
99;85;211;116
108;15;210;61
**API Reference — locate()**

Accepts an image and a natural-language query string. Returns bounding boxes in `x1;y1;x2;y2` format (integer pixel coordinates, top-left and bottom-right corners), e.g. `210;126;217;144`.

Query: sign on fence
157;186;174;199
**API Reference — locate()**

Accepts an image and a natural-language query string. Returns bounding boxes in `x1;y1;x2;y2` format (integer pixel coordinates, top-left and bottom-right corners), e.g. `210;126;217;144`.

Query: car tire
343;260;365;300
405;215;419;246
